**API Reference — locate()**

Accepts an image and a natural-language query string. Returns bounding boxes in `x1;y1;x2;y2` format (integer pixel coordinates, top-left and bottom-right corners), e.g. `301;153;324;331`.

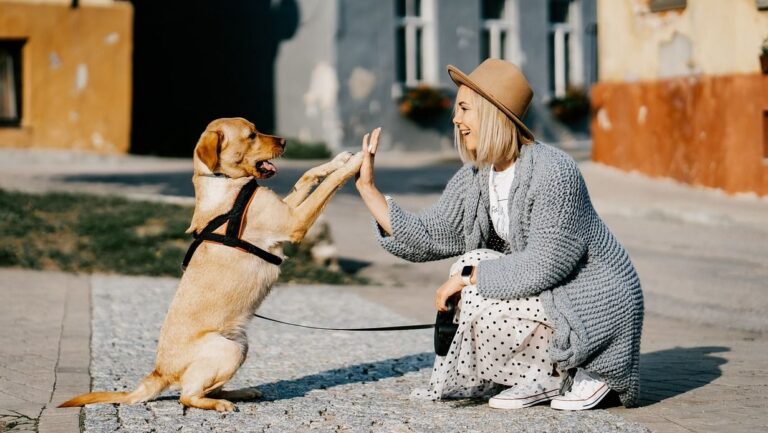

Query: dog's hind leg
179;335;246;412
283;152;353;207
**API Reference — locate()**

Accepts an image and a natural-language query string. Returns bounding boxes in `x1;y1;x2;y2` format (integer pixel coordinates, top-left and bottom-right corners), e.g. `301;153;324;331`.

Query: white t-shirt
488;162;516;242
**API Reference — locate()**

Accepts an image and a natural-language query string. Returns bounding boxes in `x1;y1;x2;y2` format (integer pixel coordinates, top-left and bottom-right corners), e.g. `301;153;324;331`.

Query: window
395;0;437;86
649;0;687;13
548;0;583;98
0;40;24;127
481;0;523;65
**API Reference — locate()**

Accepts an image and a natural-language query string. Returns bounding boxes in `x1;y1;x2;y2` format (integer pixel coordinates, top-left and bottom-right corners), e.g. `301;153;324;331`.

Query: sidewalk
1;147;767;431
1;269;766;432
0;270;90;433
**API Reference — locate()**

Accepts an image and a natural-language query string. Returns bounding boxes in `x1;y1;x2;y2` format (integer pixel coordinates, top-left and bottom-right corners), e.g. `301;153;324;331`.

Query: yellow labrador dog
61;118;363;411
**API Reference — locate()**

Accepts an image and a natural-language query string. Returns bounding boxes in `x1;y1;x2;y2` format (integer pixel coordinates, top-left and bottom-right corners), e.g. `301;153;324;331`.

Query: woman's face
453;86;480;151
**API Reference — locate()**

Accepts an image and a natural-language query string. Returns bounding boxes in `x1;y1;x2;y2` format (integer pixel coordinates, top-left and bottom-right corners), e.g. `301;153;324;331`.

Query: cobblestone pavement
83;275;648;433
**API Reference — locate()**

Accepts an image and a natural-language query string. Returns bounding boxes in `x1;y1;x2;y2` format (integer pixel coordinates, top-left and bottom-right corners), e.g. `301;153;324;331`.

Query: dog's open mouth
255;160;277;178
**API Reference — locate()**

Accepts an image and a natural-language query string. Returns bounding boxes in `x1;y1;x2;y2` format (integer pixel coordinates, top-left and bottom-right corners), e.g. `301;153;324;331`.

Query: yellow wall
598;0;768;82
0;1;132;152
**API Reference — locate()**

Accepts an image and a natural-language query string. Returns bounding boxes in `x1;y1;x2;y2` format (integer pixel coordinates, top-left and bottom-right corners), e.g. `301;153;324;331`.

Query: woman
355;59;643;410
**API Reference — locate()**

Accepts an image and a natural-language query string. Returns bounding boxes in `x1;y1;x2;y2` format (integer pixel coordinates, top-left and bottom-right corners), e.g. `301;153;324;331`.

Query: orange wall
0;2;132;153
592;73;768;196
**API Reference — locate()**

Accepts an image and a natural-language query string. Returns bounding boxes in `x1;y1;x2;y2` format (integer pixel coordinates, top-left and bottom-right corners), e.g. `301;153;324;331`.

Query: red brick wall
591;74;768;196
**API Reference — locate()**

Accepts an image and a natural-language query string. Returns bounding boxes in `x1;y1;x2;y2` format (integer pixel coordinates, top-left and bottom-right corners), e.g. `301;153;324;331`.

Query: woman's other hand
355;128;393;235
435;275;465;312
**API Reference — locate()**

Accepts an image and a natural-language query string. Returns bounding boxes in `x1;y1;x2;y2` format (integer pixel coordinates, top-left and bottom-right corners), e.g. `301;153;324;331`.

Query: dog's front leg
283;152;353;208
287;152;363;242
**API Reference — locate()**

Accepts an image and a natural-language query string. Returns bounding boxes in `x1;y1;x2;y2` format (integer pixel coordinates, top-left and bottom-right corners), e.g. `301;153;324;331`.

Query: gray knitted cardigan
374;142;644;407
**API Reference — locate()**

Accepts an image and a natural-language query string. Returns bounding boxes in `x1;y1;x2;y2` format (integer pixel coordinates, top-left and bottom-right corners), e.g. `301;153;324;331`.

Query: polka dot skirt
412;249;564;400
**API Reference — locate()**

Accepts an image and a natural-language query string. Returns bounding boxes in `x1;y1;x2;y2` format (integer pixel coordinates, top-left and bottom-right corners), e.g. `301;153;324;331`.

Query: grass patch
282;139;331;159
0;189;366;284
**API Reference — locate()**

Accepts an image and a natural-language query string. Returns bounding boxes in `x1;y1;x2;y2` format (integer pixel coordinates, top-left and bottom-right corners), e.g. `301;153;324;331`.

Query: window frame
0;39;25;128
481;0;522;64
395;0;438;88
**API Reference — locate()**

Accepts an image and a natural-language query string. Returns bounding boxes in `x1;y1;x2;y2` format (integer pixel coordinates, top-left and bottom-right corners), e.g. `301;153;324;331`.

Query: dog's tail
58;370;169;407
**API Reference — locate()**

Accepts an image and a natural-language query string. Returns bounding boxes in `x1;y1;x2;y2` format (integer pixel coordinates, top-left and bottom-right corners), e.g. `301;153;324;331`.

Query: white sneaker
550;369;610;411
488;383;560;410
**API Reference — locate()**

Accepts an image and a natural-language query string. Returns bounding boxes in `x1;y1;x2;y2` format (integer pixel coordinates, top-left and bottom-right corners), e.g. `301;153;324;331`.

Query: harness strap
182;178;283;271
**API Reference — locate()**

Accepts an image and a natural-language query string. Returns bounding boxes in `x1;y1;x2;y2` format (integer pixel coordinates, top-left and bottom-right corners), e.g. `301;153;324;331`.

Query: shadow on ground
256;352;434;402
638;346;727;406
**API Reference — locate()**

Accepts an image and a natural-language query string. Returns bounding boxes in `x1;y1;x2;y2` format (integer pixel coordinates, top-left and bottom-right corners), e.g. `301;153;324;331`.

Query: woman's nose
453;113;462;126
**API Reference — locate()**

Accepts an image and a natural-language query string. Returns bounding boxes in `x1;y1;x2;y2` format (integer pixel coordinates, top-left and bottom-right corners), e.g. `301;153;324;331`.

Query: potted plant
398;85;452;123
548;87;591;124
761;35;768;74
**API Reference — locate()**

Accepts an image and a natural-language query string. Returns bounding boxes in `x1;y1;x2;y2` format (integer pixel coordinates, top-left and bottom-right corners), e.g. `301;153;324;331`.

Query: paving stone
84;277;649;433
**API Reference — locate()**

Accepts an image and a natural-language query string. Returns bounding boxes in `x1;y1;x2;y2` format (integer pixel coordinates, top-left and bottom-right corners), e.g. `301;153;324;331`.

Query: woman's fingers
369;127;381;155
362;133;370;153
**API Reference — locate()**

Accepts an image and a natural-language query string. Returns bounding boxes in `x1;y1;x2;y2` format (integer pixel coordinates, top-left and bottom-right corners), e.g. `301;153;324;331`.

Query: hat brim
447;65;535;141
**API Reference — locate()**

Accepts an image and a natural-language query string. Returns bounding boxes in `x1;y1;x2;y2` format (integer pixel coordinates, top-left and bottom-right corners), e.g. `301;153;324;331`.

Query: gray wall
335;0;481;153
275;0;340;148
274;0;597;152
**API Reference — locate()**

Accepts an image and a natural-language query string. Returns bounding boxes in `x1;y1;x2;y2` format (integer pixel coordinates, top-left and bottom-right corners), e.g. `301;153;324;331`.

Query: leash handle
253;314;434;331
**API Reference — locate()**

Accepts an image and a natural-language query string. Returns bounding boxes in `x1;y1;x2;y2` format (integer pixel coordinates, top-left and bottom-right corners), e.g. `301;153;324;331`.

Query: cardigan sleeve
476;158;588;299
372;166;470;262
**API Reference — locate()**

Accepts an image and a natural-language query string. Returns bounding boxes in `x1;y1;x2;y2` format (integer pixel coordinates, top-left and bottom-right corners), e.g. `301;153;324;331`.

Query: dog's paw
332;151;354;164
214;400;236;412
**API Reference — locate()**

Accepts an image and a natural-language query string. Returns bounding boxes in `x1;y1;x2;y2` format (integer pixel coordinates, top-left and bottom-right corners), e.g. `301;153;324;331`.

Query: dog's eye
248;132;256;140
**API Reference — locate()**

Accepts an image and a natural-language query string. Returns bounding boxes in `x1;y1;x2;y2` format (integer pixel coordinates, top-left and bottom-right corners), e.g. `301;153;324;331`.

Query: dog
60;117;363;412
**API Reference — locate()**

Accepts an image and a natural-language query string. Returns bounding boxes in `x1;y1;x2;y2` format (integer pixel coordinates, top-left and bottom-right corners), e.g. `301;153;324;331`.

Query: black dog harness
181;177;436;336
182;178;283;271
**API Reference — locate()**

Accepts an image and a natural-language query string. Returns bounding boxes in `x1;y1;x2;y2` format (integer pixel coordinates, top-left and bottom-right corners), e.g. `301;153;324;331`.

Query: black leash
253;313;434;331
182;178;283;271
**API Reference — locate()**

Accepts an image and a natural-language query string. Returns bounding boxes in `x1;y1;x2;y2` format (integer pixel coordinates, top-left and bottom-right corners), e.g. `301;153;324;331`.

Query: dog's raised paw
332;151;354;164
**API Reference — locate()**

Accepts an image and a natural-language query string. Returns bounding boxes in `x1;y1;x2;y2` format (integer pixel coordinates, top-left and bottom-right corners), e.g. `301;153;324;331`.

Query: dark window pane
396;26;406;82
548;0;570;23
500;30;507;60
480;28;491;61
482;0;505;19
413;0;421;17
396;0;406;17
0;40;24;126
547;32;555;93
415;26;423;81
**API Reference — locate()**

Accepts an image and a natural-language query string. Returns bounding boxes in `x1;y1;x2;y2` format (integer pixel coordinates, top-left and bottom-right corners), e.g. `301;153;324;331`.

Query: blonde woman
355;59;643;410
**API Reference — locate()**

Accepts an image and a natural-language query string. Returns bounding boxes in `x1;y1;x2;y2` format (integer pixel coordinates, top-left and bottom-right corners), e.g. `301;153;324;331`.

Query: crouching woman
355;59;644;410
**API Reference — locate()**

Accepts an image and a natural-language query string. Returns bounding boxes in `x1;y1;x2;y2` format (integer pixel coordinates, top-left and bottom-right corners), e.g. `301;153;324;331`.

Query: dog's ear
195;130;221;172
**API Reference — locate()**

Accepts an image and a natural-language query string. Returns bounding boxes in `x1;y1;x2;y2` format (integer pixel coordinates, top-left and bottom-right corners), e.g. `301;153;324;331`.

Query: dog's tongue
260;161;277;178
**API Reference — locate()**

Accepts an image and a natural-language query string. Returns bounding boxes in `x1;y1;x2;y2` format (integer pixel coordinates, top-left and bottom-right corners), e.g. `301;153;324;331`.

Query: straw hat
447;59;535;141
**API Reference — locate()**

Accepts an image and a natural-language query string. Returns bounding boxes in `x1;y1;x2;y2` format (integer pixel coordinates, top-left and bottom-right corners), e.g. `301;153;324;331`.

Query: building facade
275;0;598;154
0;0;132;153
591;0;768;196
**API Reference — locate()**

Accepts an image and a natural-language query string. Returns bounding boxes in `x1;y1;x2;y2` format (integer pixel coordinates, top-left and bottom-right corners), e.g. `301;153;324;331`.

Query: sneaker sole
550;384;610;411
488;388;560;410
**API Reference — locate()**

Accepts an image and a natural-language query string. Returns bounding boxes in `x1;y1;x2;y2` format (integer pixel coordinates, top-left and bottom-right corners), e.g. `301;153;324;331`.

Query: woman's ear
195;130;221;172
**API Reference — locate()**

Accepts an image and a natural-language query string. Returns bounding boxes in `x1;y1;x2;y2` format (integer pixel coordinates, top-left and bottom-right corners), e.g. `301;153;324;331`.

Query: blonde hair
453;86;533;167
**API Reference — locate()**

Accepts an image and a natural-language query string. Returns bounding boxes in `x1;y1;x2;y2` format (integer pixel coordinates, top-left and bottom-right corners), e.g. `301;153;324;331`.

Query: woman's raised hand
355;127;381;190
355;127;392;235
